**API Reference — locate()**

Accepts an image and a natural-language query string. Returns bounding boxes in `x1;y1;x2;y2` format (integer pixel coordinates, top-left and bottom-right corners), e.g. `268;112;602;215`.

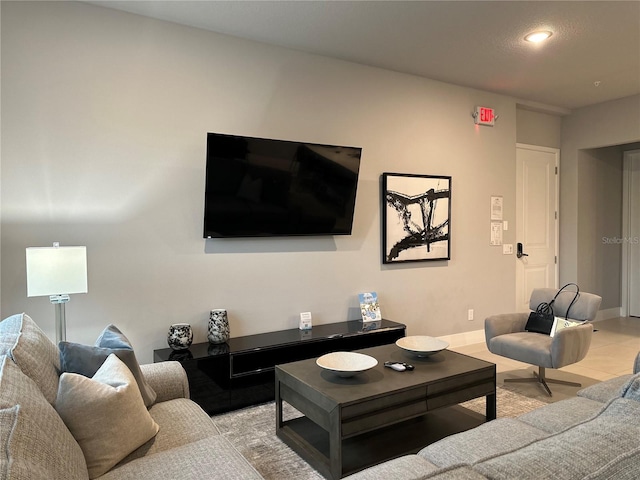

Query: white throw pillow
55;354;159;479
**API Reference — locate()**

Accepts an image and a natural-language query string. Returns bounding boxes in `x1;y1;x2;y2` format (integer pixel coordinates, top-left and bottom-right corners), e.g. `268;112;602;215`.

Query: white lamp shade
26;246;88;297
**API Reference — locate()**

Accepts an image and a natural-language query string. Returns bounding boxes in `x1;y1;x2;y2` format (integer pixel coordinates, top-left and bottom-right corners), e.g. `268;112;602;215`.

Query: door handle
517;242;529;259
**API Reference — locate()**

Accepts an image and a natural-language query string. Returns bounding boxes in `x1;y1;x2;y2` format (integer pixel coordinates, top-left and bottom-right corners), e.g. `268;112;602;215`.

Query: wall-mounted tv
203;133;362;238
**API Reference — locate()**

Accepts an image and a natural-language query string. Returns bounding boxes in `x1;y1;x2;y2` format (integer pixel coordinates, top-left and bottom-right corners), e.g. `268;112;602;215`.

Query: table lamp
26;243;88;344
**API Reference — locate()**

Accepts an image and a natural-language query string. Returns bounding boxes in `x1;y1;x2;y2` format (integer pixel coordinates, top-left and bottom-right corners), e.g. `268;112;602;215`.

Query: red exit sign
474;106;496;126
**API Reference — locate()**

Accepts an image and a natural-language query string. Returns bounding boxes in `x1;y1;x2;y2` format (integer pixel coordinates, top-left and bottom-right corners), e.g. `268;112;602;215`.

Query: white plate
396;336;449;357
316;351;378;378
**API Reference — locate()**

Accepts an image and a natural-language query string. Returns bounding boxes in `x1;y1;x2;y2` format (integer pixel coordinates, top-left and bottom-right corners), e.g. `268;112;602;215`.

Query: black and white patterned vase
208;309;230;344
167;323;193;351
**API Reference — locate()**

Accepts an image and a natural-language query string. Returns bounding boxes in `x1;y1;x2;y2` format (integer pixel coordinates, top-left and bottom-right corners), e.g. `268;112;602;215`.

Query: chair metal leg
504;367;582;397
545;377;582;387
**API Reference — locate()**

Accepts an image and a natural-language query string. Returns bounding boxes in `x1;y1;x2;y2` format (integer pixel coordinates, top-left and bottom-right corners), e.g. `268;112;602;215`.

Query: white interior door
623;150;640;317
515;144;559;312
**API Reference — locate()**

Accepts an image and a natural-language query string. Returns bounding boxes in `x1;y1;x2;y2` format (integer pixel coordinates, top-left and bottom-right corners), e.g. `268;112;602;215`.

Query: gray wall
516;108;562;148
518;103;639;310
577;147;623;309
560;95;640;290
1;2;520;362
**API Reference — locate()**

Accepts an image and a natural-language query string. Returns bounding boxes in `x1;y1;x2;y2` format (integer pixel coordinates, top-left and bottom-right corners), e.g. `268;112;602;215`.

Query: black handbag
525;304;555;335
525;283;580;335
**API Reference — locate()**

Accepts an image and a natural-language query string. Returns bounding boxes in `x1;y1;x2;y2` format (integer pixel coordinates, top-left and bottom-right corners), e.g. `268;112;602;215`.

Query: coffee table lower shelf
277;405;486;479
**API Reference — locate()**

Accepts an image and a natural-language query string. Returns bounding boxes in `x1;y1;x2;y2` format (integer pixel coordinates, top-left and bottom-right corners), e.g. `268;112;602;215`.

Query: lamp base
49;295;70;344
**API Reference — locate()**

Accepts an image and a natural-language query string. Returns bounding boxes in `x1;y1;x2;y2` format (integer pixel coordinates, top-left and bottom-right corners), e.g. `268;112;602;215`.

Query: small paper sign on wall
490;196;504;246
491;196;503;220
490;221;503;245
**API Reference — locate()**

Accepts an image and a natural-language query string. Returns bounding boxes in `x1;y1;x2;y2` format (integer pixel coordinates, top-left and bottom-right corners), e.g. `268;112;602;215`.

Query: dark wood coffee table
275;343;496;479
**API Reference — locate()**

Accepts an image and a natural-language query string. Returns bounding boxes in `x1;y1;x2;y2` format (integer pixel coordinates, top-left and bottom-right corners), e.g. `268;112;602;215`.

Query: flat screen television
203;133;362;238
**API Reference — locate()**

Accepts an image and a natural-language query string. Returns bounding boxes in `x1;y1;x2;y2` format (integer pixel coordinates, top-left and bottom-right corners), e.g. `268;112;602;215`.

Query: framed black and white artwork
382;173;451;264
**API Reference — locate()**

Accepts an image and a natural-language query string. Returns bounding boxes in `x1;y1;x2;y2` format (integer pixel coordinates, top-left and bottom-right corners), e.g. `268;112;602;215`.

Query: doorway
515;144;559;312
622;149;640;318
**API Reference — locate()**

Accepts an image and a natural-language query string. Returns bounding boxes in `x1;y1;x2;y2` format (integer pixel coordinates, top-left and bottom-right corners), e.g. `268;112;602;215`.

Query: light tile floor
450;316;640;402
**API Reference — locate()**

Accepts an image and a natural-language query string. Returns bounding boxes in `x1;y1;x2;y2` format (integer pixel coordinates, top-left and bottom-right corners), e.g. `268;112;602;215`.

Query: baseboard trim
594;307;622;322
437;329;485;348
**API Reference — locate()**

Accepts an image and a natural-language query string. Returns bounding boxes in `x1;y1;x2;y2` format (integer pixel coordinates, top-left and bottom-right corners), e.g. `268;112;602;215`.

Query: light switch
503;244;513;255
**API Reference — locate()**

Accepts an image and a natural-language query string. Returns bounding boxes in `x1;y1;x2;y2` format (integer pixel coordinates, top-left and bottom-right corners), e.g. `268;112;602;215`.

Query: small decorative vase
167;323;193;351
208;309;230;344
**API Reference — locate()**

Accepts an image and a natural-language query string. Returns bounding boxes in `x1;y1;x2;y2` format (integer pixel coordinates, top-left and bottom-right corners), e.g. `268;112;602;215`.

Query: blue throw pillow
59;324;157;407
620;372;640;402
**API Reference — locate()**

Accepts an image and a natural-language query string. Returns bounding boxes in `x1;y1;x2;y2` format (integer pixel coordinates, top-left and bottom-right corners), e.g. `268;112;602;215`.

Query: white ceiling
88;0;640;111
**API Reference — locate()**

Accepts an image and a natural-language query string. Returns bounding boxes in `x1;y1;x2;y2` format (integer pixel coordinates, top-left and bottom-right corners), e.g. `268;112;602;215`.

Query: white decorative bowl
316;351;378;378
396;336;449;357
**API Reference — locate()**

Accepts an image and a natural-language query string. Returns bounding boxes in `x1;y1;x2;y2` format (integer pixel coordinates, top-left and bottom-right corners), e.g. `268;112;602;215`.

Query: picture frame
382;173;451;264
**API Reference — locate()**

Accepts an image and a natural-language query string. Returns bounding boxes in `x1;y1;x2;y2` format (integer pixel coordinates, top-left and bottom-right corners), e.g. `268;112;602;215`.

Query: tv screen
203;133;362;238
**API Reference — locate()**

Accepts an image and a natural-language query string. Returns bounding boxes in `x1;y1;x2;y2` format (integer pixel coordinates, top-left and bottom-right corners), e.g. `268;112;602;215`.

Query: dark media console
153;319;406;414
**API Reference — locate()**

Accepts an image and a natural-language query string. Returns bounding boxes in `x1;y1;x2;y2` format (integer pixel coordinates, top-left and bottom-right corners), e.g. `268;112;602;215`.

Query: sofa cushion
418;418;547;468
0;313;60;405
422;466;488;479
97;436;262;480
473;397;640;480
343;454;438;480
577;374;632;403
0;405;18;479
55;354;159;479
59;324;157;407
117;397;219;464
582;446;640;480
0;355;88;480
517;396;603;433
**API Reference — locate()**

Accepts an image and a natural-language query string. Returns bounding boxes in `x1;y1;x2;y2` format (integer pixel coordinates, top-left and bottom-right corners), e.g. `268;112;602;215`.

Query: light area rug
211;387;546;480
498;369;601;403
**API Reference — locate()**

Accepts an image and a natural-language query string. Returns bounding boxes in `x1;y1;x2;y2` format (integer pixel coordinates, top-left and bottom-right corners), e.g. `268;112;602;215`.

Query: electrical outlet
468;309;474;321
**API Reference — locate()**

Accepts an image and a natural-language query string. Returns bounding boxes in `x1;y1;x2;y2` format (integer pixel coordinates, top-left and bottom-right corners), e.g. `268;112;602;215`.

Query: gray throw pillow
59;324;157;407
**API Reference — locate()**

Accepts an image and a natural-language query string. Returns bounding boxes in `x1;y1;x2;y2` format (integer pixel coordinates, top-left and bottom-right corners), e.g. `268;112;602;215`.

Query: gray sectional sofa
4;311;639;480
347;350;640;480
0;313;262;480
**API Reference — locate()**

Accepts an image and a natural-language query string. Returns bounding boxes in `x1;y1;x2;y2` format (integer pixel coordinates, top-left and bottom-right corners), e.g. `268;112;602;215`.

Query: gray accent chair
485;288;602;396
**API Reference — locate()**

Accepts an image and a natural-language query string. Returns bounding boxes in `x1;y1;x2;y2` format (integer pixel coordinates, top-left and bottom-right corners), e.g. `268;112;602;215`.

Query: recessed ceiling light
524;31;553;43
